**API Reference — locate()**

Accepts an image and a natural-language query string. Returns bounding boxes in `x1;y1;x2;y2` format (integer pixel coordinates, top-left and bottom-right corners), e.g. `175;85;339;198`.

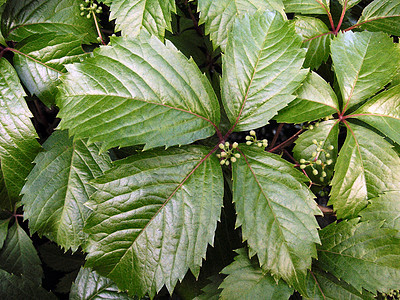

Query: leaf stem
268;128;304;153
334;0;347;35
92;11;106;45
315;0;335;31
185;0;203;36
268;123;284;150
302;31;333;43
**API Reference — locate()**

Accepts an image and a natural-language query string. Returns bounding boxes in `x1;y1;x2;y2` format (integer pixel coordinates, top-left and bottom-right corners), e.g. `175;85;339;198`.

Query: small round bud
256;142;262;147
326;153;331;158
219;143;224;149
86;13;91;18
250;130;256;136
232;142;238;148
225;160;230;166
246;141;252;146
316;159;322;165
80;6;85;10
312;169;319;176
309;125;314;130
315;122;319;127
326;159;333;165
225;141;230;147
312;139;318;144
300;164;306;169
216;154;221;158
327;145;334;150
80;11;85;16
262;139;268;147
316;147;321;152
245;136;252;141
96;36;102;42
319;141;324;146
220;160;226;165
230;157;237;163
322;171;327;177
234;153;241;159
85;0;89;3
96;8;102;13
299;158;306;164
92;3;97;8
221;152;227;157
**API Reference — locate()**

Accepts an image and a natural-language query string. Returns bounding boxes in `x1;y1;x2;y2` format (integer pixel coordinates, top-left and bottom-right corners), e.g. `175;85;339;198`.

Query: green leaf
13;33;90;107
0;4;6;46
305;267;374;300
55;270;79;294
294;16;332;70
232;146;321;295
0;222;43;285
352;85;400;146
357;0;400;36
331;31;400;111
275;72;339;123
329;123;400;219
0;218;9;249
109;0;175;40
70;267;132;300
283;0;329;14
57;34;220;151
0;58;42;211
1;0;97;43
219;248;294;299
293;120;339;183
194;275;223;300
359;191;400;233
85;146;223;298
38;243;85;272
221;11;307;132
0;269;56;300
21;130;112;252
338;0;362;10
316;219;400;294
198;0;285;51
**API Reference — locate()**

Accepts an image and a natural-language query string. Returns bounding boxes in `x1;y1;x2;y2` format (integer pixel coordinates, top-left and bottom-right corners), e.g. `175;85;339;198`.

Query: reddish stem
315;0;335;31
92;11;106;45
303;31;334;43
334;0;347;35
268;128;304;153
268;123;284;150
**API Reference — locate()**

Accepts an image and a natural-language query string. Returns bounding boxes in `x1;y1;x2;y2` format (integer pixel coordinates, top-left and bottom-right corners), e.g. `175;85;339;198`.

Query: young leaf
0;222;43;285
232;146;321;295
329;123;400;219
338;0;362;11
85;146;223;298
357;0;400;36
0;218;9;249
275;72;339;123
21;130;111;252
0;58;42;211
198;0;285;51
331;31;400;111
219;248;294;299
222;11;307;131
70;267;132;300
57;34;220;151
108;0;175;40
316;219;400;294
352;85;400;146
282;0;329;14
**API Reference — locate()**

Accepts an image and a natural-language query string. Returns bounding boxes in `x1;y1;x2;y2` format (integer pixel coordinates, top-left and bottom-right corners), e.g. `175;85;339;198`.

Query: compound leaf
283;0;329;14
219;248;294;300
232;146;321;295
85;146;223;298
0;58;41;211
222;11;307;132
329;123;400;219
57;34;220;151
21;130;112;252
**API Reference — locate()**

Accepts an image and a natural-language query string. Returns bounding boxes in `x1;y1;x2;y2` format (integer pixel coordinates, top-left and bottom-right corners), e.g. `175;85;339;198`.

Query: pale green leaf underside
316;219;400;294
21;130;111;252
358;0;400;36
70;267;132;300
219;248;293;300
232;146;321;295
353;85;400;146
85;146;223;298
222;11;307;131
57;34;219;151
198;0;285;51
275;72;339;123
0;223;43;285
283;0;329;14
109;0;175;40
329;123;400;219
0;218;9;249
0;58;41;211
331;31;400;111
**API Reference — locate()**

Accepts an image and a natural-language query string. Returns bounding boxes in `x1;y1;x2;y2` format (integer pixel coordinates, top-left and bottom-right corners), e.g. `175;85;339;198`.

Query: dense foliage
0;0;400;299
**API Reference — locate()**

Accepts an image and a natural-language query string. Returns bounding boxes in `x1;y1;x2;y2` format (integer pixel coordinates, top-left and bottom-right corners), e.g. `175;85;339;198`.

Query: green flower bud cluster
299;140;334;182
382;289;400;299
80;0;102;18
245;130;268;148
306;116;334;130
217;142;241;166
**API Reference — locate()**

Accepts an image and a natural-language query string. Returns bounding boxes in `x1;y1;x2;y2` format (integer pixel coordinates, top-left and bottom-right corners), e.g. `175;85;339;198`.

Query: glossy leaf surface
338;0;362;10
283;0;329;14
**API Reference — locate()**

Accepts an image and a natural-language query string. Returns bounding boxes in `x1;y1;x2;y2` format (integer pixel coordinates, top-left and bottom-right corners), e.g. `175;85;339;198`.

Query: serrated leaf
222;11;307;132
13;33;90;107
1;0;97;43
357;0;400;36
0;218;9;249
21;130;111;251
360;191;400;233
232;146;321;295
283;0;329;14
219;248;294;300
194;275;223;300
305;267;374;300
275;72;339;123
293;120;339;183
85;146;223;298
57;34;220;151
329;123;400;219
70;267;132;300
0;222;43;285
294;16;332;70
198;0;285;51
0;58;42;211
109;0;175;40
352;85;400;146
331;31;400;111
338;0;362;10
38;243;85;273
316;219;400;294
0;269;56;300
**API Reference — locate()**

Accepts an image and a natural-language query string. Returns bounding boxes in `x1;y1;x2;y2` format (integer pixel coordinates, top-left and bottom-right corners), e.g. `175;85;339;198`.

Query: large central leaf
57;33;220;151
85;146;223;297
222;11;307;131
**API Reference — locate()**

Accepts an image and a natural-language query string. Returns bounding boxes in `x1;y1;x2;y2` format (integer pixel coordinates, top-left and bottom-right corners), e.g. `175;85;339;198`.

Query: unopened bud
219;143;224;149
312;169;318;175
246;141;252;145
230;157;237;163
232;142;238;148
328;145;334;150
250;130;256;136
299;159;306;164
234;153;241;159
